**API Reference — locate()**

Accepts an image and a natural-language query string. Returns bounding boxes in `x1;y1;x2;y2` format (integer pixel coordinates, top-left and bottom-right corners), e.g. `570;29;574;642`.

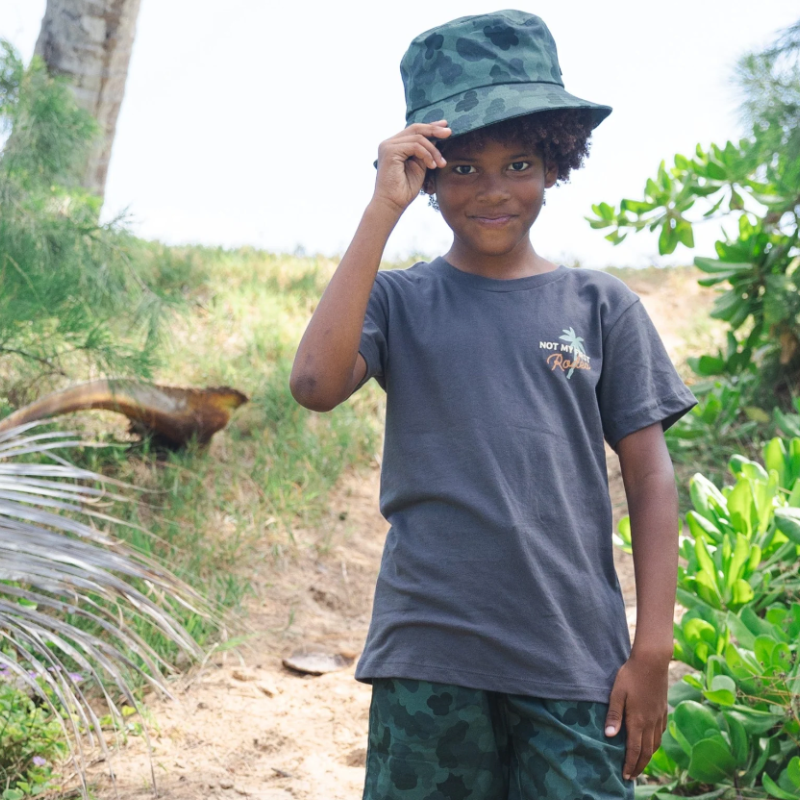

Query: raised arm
289;121;451;412
604;422;679;781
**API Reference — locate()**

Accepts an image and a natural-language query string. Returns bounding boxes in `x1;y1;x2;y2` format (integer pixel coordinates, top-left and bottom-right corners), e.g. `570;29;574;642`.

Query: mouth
472;214;515;227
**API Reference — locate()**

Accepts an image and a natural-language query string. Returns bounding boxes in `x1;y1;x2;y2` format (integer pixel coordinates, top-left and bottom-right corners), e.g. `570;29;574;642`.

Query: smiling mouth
473;215;515;225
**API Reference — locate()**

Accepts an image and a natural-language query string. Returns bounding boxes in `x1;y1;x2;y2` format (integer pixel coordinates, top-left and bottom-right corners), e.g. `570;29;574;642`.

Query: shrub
0;680;66;799
588;19;800;468
616;437;800;798
0;41;175;405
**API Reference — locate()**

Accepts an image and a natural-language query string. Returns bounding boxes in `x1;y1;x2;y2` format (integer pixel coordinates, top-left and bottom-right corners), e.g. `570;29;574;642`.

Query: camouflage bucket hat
401;9;611;138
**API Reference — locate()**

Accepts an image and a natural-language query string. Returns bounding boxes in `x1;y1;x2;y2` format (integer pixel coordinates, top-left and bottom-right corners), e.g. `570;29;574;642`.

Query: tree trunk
34;0;141;201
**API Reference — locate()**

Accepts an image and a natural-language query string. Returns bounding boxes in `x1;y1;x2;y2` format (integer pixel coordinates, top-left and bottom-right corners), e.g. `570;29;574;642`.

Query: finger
380;141;438;170
406;121;452;137
392;125;451;149
381;134;447;168
401;135;447;164
623;726;642;782
654;715;666;752
394;128;450;152
653;725;663;754
408;143;437;170
604;685;625;737
632;726;655;779
396;125;452;158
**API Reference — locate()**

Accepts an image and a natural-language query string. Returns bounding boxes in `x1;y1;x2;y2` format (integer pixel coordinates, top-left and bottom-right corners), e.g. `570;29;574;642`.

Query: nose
475;171;511;204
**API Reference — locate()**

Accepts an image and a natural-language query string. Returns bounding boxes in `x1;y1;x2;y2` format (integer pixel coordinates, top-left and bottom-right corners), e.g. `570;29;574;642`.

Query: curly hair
424;108;594;198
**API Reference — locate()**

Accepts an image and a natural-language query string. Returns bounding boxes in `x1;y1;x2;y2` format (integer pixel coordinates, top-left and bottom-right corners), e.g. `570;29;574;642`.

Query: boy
291;10;696;799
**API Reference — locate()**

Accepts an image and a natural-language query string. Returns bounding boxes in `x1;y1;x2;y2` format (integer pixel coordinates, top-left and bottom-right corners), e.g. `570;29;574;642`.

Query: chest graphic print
539;327;592;379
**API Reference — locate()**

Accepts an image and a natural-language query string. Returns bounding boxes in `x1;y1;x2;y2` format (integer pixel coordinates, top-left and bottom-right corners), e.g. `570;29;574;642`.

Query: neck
444;238;558;281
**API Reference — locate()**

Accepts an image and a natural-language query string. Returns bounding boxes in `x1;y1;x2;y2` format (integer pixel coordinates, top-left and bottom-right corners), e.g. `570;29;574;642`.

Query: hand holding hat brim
372;121;452;209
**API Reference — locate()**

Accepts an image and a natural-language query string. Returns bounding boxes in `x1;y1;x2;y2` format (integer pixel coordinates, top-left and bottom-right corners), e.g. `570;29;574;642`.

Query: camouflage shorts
362;678;633;800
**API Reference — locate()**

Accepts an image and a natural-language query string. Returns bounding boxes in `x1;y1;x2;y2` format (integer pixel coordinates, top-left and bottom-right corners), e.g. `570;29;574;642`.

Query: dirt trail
87;269;713;799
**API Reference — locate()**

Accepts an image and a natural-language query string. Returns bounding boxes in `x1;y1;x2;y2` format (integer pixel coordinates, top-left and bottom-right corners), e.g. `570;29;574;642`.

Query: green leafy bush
589;144;799;396
588;21;800;471
665;377;763;490
0;681;66;798
616;438;800;798
0;41;175;405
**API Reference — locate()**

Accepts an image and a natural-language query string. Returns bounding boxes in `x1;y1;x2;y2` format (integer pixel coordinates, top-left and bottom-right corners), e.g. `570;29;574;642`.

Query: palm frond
0;421;212;796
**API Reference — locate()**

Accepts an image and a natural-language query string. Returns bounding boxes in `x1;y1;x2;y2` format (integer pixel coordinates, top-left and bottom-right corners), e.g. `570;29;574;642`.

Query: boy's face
425;136;558;258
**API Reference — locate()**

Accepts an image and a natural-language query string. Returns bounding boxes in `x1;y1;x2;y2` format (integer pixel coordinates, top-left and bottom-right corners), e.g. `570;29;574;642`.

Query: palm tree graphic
559;327;586;379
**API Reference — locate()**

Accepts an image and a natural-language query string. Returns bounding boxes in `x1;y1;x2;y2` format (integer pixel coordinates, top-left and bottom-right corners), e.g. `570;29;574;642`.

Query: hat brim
372;83;610;168
407;82;611;139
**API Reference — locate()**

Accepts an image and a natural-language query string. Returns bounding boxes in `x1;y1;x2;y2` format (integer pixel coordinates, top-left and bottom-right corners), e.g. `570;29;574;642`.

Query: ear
422;171;437;197
544;161;558;189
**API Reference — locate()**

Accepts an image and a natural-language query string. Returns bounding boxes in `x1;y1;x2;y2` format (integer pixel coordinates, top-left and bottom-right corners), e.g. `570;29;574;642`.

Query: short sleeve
353;274;389;393
597;299;697;448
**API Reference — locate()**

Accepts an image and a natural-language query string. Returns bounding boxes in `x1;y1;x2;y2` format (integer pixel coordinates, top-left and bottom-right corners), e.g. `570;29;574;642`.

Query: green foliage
616;438;800;798
0;41;174;403
0;681;66;798
587;21;800;403
665;377;762;485
736;19;800;184
0;41;95;185
589;137;799;393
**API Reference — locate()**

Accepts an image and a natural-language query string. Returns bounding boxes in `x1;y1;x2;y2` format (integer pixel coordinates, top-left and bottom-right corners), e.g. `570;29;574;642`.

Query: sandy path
88;468;385;799
84;270;712;799
86;467;636;800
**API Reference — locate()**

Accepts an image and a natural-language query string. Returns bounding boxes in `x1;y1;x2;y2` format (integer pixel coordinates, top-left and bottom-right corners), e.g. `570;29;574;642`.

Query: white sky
1;1;798;267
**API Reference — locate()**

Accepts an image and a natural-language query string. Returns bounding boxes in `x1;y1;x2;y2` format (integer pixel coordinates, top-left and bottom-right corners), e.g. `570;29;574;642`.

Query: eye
508;161;530;172
453;165;476;175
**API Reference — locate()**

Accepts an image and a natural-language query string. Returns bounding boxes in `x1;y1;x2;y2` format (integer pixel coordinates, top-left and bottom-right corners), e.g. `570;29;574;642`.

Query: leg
504;695;633;800
362;678;509;800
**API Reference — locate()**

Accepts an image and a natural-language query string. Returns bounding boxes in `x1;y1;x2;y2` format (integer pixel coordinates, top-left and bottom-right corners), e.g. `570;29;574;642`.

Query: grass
8;244;384;667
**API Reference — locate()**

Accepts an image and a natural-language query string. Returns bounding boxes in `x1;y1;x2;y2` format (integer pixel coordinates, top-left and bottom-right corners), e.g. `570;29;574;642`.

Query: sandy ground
78;269;714;800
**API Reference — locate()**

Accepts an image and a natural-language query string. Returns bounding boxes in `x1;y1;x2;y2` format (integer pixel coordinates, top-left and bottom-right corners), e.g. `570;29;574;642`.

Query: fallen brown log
0;379;248;448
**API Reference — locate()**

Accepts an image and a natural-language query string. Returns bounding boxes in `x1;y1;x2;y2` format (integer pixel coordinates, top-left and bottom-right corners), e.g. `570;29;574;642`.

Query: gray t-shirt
353;258;696;702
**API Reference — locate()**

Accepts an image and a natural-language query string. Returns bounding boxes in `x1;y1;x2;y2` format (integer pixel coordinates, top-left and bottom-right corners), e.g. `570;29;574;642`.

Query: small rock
271;767;292;778
232;667;257;682
282;650;354;676
255;681;276;697
309;586;341;610
345;747;367;768
219;778;234;789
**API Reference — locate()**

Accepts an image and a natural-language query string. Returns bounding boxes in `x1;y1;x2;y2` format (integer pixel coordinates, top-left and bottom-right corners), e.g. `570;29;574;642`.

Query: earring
427;193;440;211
